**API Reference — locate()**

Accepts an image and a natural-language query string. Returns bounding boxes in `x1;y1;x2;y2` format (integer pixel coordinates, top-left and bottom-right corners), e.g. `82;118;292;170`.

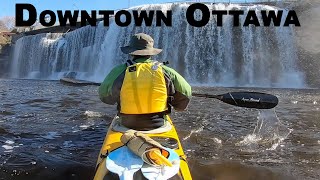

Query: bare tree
0;20;8;31
0;16;15;31
0;16;15;45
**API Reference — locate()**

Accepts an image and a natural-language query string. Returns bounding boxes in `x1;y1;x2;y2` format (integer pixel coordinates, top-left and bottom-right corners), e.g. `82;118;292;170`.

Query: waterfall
9;3;305;88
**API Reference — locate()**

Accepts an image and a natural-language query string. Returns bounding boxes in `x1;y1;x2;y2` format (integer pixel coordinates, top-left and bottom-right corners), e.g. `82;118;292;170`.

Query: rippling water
0;79;320;180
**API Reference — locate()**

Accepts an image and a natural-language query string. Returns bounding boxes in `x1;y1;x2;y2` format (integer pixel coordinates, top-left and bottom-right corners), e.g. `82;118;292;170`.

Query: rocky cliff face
0;45;11;77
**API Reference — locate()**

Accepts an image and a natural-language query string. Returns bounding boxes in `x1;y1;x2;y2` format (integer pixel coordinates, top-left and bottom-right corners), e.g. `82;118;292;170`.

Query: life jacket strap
165;96;173;114
126;60;134;66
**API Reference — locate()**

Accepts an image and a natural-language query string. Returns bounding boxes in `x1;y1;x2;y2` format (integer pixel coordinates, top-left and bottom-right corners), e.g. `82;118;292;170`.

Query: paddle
58;79;278;109
192;92;278;109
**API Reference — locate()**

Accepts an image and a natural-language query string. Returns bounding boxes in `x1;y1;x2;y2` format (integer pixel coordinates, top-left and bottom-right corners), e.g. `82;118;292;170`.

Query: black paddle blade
219;92;278;109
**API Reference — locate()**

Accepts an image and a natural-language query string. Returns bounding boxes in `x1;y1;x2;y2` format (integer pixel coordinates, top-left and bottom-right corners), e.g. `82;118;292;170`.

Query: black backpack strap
126;60;134;67
163;61;169;65
165;96;173;114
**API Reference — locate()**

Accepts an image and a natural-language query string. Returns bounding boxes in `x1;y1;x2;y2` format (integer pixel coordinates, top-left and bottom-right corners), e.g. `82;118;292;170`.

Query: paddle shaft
192;93;222;100
58;79;278;109
192;92;278;109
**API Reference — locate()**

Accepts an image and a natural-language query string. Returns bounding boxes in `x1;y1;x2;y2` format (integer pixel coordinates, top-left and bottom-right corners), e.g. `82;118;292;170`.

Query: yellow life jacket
120;61;168;114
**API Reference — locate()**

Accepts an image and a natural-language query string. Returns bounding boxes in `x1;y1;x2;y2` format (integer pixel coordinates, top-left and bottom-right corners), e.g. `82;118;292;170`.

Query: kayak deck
94;115;192;180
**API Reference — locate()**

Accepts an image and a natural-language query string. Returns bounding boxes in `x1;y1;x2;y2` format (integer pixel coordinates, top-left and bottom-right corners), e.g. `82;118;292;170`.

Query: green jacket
99;58;192;112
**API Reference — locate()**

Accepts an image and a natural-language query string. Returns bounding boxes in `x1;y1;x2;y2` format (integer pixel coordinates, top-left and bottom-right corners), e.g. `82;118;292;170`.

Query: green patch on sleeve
162;66;192;97
98;64;126;100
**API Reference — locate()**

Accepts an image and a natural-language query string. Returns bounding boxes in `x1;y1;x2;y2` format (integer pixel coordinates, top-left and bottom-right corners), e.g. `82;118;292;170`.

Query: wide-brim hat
121;33;162;56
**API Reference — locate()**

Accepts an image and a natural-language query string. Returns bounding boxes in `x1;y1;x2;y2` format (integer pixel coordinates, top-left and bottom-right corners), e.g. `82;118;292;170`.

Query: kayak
93;115;192;180
59;77;101;86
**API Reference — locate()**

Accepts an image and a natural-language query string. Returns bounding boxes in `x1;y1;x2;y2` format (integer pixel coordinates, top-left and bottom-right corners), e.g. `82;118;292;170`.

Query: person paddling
99;33;192;130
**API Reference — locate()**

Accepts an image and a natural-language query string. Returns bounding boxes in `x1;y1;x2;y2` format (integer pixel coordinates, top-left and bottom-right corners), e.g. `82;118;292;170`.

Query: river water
0;79;319;180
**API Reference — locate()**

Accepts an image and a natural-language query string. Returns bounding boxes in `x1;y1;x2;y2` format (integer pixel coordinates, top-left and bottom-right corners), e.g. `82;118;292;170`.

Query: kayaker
99;33;191;130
